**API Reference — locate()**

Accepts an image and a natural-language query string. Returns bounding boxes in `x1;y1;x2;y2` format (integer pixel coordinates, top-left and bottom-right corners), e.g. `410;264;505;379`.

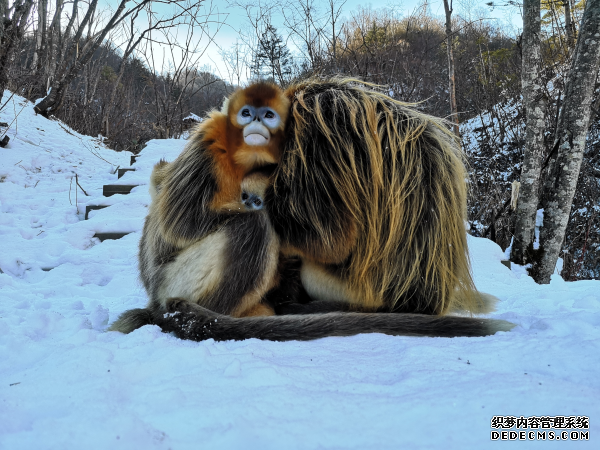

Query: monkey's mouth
244;133;269;146
243;122;271;146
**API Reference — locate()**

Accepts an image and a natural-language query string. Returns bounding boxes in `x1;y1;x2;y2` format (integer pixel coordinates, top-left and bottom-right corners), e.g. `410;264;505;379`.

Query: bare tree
0;0;35;102
563;0;574;48
142;16;226;139
101;2;200;138
33;0;204;116
31;0;47;73
443;0;460;137
280;0;326;70
45;0;86;91
535;0;600;283
220;39;248;87
510;0;548;265
234;0;284;80
278;0;346;73
326;0;346;66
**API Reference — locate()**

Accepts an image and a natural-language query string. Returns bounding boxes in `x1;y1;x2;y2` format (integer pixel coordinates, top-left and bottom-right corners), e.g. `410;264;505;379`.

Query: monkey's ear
220;96;230;114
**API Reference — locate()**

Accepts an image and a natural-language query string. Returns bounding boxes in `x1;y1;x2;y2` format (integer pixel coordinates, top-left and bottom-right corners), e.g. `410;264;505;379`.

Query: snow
461;98;523;158
183;113;202;122
1;93;598;449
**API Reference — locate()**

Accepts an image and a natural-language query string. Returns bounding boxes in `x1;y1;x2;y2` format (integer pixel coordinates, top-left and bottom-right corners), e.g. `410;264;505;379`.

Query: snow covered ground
1;94;598;449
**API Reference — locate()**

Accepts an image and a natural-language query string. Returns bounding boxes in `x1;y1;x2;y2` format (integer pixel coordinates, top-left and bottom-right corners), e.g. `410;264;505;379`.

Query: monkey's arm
154;298;515;341
156;143;239;247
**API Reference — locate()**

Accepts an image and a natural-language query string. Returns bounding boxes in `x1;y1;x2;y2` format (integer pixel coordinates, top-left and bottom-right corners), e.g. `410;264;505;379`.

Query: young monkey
109;82;288;333
148;169;280;319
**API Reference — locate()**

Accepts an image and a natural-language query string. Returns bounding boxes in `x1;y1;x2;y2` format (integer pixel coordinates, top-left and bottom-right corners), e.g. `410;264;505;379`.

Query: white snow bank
0;94;598;449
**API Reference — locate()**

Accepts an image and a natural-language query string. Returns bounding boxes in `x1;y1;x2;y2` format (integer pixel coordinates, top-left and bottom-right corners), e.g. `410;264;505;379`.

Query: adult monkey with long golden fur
109;82;291;333
150;78;514;341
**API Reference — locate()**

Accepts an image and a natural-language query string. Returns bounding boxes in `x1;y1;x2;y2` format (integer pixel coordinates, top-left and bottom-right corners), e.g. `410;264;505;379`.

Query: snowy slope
0;94;598;449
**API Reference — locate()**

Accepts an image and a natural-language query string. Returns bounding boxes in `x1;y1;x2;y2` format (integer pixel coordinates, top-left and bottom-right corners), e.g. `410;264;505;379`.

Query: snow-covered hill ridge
1;94;599;449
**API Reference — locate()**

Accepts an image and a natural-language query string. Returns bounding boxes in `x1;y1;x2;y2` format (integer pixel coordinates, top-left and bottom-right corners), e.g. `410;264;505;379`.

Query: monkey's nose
242;192;263;210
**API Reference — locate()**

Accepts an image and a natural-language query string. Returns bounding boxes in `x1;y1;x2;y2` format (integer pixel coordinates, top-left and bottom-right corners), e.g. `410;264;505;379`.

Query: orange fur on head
227;83;289;173
192;82;289;211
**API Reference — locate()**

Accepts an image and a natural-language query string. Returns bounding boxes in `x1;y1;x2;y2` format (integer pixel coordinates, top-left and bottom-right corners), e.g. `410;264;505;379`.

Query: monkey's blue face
237;106;282;146
236;105;281;130
241;191;264;210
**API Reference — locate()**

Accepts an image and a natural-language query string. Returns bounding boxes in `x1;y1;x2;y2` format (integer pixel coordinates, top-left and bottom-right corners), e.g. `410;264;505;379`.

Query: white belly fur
300;260;358;304
158;231;228;306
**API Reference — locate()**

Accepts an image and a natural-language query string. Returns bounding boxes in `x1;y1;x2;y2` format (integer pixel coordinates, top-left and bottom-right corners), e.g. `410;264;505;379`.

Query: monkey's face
240;173;269;211
236;105;282;147
226;83;290;171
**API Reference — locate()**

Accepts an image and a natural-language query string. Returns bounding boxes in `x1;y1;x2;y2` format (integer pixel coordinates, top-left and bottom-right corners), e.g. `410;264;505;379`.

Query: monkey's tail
155;299;515;342
108;308;154;334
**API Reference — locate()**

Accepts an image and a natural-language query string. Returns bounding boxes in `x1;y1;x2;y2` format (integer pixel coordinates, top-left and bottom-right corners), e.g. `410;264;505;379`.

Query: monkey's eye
237;105;255;125
241;192;249;200
253;198;262;207
258;107;280;129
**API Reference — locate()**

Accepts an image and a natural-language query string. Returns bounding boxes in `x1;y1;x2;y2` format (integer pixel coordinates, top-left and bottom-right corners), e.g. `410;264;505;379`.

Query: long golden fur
267;78;480;315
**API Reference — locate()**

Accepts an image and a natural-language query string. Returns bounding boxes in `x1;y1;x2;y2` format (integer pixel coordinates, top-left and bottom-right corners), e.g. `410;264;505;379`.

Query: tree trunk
443;0;459;137
564;0;574;48
0;0;34;100
330;0;337;63
0;0;5;102
0;0;6;55
101;12;168;137
102;59;129;138
34;0;130;116
510;0;547;265
31;0;48;73
42;0;65;87
534;0;600;283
